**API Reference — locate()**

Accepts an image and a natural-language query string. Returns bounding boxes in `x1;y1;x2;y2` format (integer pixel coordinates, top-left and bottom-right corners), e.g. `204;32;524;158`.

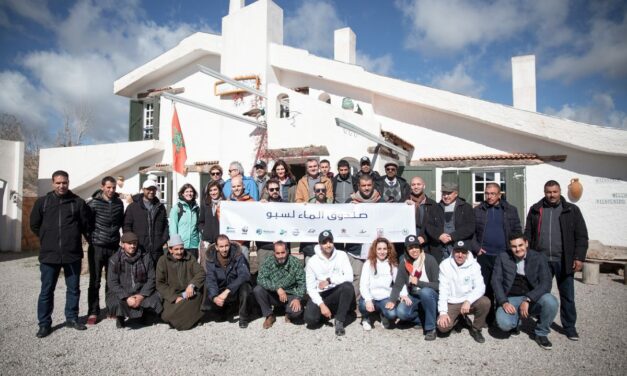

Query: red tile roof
419;153;540;162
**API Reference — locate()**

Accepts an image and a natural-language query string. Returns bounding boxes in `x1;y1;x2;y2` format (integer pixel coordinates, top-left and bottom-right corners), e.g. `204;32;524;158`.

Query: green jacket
257;255;306;297
169;199;200;249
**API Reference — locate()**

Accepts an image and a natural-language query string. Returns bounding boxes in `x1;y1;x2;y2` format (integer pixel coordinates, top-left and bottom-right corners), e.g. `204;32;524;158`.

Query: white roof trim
114;32;222;97
269;43;627;157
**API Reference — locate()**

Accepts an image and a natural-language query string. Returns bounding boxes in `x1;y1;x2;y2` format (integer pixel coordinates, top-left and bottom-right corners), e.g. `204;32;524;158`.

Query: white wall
0;140;24;251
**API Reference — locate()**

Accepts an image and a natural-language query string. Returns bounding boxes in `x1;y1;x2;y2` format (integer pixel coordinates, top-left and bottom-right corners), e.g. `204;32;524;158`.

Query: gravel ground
0;253;626;376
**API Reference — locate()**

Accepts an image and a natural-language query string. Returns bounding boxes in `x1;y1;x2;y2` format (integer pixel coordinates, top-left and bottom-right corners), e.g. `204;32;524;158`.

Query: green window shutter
400;166;436;198
129;100;143;141
200;173;210;198
152;100;160;141
442;170;472;203
139;173;147;191
504;167;526;224
166;173;173;210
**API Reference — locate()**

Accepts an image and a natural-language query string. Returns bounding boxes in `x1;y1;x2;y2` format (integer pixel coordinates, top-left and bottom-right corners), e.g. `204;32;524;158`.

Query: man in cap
423;181;475;263
492;233;558;349
123;179;169;263
253;160;269;196
376;162;410;203
254;241;306;328
156;234;206;330
354;156;380;191
304;231;355;336
437;240;490;343
106;232;163;329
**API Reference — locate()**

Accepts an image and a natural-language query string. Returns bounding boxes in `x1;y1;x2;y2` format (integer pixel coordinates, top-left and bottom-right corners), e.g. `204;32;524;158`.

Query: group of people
30;156;588;350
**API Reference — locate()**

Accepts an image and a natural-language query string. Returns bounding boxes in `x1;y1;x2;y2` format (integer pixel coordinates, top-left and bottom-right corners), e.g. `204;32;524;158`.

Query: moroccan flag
171;105;187;175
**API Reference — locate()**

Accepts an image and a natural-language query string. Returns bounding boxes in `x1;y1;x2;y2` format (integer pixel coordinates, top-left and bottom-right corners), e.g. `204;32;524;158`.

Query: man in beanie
106;232;163;329
304;231;355;336
156;234;206;330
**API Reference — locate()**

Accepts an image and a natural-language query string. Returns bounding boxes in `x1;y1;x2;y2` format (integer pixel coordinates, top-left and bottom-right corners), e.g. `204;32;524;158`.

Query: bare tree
56;104;91;147
0;113;25;142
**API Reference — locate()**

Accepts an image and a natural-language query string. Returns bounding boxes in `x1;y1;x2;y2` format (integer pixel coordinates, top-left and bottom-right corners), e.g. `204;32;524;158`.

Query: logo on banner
242;226;248;235
256;228;263;235
402;228;409;235
341;228;347;235
226;226;236;233
292;229;300;236
279;229;287;236
307;228;316;233
359;229;367;234
377;228;384;237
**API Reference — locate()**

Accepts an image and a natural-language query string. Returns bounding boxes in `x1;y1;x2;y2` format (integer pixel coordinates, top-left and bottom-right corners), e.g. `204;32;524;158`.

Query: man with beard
86;176;124;325
353;156;380;192
253;241;305;328
376;162;410;203
332;159;356;204
405;176;437;242
300;182;333;263
257;179;287;267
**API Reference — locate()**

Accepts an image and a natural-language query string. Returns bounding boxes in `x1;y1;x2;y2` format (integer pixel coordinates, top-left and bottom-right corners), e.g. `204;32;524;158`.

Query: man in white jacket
436;240;491;343
304;231;355;336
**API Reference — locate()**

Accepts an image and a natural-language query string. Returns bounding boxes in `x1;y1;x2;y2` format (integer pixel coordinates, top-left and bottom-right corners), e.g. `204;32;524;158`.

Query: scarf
120;251;147;283
405;252;425;280
211;198;221;218
410;192;426;206
349;190;381;203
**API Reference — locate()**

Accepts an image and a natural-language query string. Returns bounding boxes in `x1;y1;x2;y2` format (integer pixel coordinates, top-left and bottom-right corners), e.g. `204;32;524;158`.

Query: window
143;102;154;140
155;175;167;203
473;170;506;204
277;94;290;118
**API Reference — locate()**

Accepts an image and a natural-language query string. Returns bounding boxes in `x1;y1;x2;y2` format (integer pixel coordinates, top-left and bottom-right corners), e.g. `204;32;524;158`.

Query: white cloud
356;51;394;76
0;0;214;144
544;93;627;129
430;63;484;98
284;0;344;57
1;0;56;28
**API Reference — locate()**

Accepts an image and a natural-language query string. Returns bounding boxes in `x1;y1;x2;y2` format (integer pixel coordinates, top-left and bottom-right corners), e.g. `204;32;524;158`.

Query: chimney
229;0;245;14
334;27;356;64
511;55;536;112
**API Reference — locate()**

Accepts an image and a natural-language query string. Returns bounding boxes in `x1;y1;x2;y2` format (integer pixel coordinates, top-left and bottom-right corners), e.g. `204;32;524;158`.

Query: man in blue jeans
492;233;558;349
30;170;91;338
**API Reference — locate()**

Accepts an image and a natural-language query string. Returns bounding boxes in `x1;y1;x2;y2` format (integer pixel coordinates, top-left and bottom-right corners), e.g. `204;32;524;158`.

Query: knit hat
168;234;184;248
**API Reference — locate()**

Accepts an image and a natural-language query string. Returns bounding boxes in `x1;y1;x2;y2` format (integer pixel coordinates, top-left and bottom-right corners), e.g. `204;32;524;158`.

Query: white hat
142;179;157;189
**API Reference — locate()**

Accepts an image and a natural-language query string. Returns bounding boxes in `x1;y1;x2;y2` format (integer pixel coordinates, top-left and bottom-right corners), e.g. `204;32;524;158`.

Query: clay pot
568;178;583;201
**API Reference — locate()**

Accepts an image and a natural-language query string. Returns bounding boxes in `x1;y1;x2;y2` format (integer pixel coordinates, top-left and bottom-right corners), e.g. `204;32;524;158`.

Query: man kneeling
203;234;253;328
253;241;305;328
304;231;355;336
156;234;206;330
492;233;558;349
106;232;163;328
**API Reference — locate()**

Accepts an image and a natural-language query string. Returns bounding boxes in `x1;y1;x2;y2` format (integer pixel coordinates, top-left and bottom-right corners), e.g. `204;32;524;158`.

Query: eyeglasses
268;187;280;192
315;188;327;193
228;169;238;173
210;172;221;176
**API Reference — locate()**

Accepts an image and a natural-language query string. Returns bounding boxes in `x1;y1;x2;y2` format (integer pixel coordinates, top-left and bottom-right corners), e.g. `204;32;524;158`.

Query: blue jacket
204;242;250;300
222;175;259;201
491;248;552;305
168;198;200;249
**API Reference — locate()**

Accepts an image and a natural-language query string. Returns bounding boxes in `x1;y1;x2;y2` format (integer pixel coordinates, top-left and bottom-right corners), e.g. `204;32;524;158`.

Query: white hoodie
305;245;354;305
359;259;397;301
437;252;485;314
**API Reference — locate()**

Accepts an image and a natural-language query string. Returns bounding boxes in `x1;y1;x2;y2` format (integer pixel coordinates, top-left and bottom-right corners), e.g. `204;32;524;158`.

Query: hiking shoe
380;313;392;329
361;318;373;331
335;320;345;336
469;327;485;343
239;320;249;329
87;315;98;326
262;315;276;329
36;326;51;338
66;320;87;331
424;330;437;341
284;315;292;324
511;325;521;336
566;330;579;341
116;316;125;329
535;335;553;350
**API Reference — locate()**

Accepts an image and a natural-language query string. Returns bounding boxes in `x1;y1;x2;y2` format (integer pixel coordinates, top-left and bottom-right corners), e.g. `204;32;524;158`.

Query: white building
38;0;627;246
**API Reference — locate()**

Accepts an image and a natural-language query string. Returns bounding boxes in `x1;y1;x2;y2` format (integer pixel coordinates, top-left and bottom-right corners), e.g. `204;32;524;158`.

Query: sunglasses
268;187;280;192
315;188;327;193
228;169;238;173
210;172;221;176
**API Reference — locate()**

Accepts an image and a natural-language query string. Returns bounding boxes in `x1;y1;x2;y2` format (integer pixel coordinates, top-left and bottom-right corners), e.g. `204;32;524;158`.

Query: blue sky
0;0;625;145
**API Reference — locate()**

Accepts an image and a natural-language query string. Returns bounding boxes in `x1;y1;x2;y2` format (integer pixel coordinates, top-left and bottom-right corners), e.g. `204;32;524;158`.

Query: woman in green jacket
169;183;200;259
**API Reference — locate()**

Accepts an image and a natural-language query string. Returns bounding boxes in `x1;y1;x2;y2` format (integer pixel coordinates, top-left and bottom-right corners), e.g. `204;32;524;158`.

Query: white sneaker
362;319;373;331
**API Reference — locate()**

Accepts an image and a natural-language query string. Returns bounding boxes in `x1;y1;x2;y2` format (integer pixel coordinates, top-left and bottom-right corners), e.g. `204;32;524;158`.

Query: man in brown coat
156;234;206;330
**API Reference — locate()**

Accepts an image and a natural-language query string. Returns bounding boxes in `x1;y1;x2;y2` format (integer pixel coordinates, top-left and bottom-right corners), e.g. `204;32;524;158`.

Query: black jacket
491;248;552;305
123;194;168;256
87;190;124;247
390;253;440;301
524;196;588;274
375;175;411;202
423;197;475;262
30;190;90;264
415;196;438;235
204;242;250;300
198;201;220;243
107;248;156;300
474;199;521;252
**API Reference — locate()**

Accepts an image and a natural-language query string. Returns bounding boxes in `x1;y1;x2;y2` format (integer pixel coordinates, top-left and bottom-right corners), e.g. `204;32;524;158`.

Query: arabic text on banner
219;201;416;243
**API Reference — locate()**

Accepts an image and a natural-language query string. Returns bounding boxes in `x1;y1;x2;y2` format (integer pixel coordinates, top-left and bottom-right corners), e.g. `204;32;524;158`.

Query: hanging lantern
568;177;583;201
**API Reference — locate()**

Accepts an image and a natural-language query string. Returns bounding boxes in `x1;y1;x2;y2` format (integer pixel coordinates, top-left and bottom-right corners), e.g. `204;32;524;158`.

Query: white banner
219;201;416;243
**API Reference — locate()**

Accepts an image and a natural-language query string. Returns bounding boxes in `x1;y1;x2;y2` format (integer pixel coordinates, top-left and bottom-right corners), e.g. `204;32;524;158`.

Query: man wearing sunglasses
376;162;410;203
299;182;333;264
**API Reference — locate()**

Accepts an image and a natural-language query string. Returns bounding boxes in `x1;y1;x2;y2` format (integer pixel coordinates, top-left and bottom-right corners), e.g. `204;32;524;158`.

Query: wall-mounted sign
214;75;260;96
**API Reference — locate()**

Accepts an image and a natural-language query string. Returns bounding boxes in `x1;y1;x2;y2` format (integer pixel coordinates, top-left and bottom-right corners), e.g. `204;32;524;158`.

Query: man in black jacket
123;179;169;264
492;233;558;350
30;170;91;338
423;182;475;263
86;176;124;325
474;183;521;324
405;176;438;241
524;180;588;341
